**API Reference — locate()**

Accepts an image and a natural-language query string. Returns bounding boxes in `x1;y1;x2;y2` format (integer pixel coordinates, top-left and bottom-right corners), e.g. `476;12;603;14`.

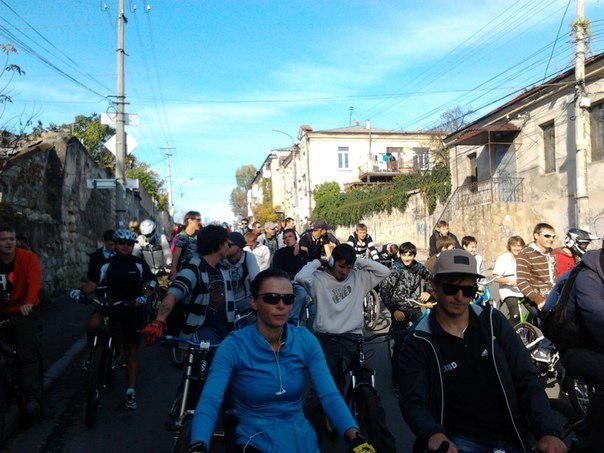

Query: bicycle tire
568;378;593;419
364;290;382;331
165;388;185;432
85;345;107;428
172;413;192;453
352;385;396;453
170;346;186;368
514;322;540;348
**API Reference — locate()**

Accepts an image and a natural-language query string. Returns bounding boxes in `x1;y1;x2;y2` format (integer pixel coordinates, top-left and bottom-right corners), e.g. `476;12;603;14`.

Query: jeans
503;297;521;326
562;348;604;451
449;434;522;453
289;282;309;325
9;313;43;403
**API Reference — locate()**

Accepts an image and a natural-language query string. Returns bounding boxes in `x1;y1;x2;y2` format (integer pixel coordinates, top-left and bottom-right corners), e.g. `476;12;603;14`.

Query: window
541;121;556;173
338;146;349;169
413;148;430;171
590;103;604;161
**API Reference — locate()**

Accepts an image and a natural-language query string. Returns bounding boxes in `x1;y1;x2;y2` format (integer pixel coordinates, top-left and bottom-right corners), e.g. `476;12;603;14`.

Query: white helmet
140;219;157;239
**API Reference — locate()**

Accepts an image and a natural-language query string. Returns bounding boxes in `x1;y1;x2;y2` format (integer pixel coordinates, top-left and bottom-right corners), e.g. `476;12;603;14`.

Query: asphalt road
5;306;414;453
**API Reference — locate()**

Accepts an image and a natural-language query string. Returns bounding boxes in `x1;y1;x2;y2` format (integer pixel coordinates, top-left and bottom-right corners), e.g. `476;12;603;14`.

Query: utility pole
114;0;128;228
349;106;354;126
160;144;176;216
574;0;590;229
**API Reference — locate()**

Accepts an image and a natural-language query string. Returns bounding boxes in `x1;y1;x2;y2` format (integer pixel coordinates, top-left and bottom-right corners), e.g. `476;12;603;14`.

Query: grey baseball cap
311;219;332;230
264;221;278;229
433;249;484;279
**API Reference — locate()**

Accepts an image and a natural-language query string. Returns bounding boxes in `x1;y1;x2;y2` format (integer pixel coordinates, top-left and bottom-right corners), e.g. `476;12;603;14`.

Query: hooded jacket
398;304;561;451
191;323;358;452
574;249;604;353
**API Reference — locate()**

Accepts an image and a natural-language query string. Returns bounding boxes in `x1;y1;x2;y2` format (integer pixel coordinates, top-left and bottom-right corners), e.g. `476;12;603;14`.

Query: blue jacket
191;323;358;451
574;250;604;353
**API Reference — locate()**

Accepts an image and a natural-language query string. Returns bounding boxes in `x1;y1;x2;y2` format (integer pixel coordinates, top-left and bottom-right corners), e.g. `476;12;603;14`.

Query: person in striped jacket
516;223;557;310
346;223;379;260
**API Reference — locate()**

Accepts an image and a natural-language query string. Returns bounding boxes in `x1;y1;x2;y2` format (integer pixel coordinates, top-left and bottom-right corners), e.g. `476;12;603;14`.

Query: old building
249;122;443;226
441;53;604;260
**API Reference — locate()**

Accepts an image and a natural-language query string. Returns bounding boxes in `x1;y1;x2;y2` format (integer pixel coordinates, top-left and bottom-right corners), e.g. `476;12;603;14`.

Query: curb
43;338;87;390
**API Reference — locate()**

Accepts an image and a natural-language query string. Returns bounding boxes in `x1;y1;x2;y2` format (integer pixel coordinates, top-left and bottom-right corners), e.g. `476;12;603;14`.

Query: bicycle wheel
85;345;107;427
172;413;192;453
514;322;541;348
352;385;396;453
171;345;186;368
568;379;594;419
364;290;381;331
165;387;185;432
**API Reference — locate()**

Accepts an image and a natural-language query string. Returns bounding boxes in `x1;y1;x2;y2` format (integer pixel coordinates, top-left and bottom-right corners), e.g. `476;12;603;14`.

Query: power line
0;0;112;92
543;0;573;80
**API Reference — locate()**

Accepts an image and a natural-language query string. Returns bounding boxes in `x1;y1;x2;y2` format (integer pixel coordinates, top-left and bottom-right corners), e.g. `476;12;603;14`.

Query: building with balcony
252;122;443;225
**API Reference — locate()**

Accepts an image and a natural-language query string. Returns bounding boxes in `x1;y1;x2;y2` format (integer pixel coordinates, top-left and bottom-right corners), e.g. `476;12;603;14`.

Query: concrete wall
0;134;166;293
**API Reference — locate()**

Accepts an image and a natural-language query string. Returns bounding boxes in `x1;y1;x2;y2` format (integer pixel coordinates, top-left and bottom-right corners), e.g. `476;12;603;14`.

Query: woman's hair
507;235;526;251
399;242;417;256
250;269;291;297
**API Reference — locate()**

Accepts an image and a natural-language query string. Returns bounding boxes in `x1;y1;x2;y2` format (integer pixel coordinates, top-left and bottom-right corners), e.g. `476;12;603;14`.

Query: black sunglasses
115;239;135;246
440;283;478;298
258;293;295;305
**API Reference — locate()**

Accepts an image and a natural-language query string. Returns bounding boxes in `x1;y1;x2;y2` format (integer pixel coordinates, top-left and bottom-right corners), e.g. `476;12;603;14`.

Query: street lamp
272;129;296;146
179;177;195;199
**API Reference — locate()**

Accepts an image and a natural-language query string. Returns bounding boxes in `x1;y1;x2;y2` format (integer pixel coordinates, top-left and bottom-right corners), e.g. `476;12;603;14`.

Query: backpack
541;261;586;352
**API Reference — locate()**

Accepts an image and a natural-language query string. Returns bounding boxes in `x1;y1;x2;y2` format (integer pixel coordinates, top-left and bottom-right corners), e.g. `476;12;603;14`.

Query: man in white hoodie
296;243;391;441
295;243;391;379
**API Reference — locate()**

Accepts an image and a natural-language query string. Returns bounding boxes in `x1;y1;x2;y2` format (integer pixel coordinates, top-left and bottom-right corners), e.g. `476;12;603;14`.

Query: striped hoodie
516;242;557;306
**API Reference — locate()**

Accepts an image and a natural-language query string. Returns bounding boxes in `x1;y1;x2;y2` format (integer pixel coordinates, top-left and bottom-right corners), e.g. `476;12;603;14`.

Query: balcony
357;160;422;183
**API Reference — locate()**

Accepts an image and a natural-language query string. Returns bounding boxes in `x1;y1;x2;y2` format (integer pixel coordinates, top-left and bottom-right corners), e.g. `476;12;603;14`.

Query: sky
2;0;604;221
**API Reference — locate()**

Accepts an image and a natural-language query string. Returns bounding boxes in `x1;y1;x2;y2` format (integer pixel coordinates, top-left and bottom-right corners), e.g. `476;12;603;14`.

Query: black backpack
542;262;586;352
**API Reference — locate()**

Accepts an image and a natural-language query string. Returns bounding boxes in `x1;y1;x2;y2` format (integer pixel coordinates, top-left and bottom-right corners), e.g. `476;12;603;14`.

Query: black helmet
564;228;599;256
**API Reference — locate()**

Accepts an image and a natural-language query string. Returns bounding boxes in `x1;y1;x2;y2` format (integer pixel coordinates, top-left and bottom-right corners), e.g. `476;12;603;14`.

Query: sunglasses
115;239;135;246
539;233;556;239
258;293;295;305
440;283;478;298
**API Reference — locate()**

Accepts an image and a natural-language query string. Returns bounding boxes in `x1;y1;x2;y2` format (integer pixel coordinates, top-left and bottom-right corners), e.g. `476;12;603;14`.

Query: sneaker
122;393;137;411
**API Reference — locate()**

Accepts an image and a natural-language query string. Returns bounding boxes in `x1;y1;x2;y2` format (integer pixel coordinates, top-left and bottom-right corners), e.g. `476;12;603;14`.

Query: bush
253;202;279;225
312;164;451;227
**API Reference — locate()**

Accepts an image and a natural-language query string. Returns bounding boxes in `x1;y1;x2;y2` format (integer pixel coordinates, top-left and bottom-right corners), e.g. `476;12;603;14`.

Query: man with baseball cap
299;219;339;261
398;250;566;453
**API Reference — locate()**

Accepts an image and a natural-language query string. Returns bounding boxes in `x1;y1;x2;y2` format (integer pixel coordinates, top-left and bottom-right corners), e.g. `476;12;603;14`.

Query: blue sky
3;0;604;221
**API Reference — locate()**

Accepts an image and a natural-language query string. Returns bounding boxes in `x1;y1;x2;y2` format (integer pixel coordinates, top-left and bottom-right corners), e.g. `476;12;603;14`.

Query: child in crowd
379;242;431;390
379;243;400;266
424;236;455;274
462;235;484;274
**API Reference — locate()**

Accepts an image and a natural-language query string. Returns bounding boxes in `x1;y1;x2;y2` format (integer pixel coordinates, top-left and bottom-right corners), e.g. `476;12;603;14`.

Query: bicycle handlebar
160;334;221;350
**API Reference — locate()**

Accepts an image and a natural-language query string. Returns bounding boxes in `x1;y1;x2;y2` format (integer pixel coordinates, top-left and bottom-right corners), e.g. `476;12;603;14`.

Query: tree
230;164;257;217
125;157;169;211
230;187;248;218
236;164;257;190
435;106;472;133
253;202;278;224
71;114;115;165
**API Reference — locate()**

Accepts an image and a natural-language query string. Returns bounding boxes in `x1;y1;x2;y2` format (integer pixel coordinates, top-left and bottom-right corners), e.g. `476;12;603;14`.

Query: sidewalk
38;294;94;386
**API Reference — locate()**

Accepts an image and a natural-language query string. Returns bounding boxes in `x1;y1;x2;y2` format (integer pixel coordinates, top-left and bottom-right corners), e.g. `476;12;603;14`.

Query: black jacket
428;231;460;256
398;304;561;451
272;247;309;279
574;249;604;353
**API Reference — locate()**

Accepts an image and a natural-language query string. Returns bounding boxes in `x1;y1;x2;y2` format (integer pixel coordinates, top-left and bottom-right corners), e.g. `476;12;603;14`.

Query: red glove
143;320;166;345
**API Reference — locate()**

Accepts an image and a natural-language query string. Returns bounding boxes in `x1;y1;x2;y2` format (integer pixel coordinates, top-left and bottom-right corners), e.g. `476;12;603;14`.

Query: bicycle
320;331;397;453
363;288;388;331
0;313;23;446
165;309;253;452
81;295;126;428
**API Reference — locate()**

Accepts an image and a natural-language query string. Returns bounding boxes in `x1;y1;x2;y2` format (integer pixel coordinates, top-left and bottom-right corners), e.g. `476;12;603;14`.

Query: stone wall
0;134;167;293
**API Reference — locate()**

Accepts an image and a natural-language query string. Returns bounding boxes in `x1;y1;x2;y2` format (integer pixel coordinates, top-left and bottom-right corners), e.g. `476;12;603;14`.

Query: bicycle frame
341;332;391;398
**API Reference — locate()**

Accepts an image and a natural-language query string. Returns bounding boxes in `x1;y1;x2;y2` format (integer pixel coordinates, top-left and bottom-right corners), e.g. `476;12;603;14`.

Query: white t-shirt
492;251;523;300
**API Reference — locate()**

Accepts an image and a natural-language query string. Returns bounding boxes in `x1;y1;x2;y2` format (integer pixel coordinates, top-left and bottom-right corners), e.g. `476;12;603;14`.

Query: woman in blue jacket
188;268;372;452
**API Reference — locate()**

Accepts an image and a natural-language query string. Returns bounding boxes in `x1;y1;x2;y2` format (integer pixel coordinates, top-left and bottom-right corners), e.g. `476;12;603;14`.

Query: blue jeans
289;282;309;325
449;434;522;453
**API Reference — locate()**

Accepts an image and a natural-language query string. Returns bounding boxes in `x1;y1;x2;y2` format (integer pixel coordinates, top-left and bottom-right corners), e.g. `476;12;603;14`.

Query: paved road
6;306;415;453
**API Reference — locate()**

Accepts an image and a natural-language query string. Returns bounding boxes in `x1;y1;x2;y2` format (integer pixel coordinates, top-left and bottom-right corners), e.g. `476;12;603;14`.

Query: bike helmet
113;228;136;243
564;228;599;256
140;219;157;240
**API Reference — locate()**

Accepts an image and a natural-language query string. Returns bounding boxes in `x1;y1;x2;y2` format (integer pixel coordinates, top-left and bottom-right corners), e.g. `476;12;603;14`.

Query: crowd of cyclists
1;210;603;452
